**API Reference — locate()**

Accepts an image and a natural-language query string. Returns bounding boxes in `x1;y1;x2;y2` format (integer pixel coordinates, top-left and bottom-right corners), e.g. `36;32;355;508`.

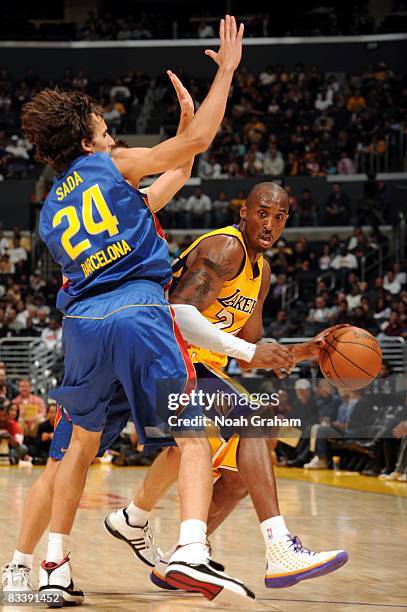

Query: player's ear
81;137;93;155
240;203;247;221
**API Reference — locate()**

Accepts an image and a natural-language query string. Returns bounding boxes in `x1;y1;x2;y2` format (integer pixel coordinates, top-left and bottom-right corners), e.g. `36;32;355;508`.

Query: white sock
125;502;150;527
260;515;289;545
12;550;33;569
46;533;70;565
179;519;207;546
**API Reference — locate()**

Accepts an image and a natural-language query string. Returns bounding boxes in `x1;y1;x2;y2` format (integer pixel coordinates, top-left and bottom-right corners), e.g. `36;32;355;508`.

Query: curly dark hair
21;89;104;173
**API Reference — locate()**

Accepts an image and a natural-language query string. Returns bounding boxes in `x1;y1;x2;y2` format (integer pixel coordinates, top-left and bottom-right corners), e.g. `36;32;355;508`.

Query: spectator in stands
263;147;285;176
304;388;374;469
318;245;332;270
14;379;46;444
285;379;319;467
324;183;350;225
382;421;407;482
347;89;367;112
5;135;29;160
315;89;333;111
296;188;317;226
164;233;179;257
8;236;28;275
384;270;402;295
198;21;215;38
331;247;358;272
32;308;49;332
306;296;333;332
186;187;212;228
0;226;8;255
110;78;131;103
0;404;31;465
392;263;406;286
381;312;407;338
103;100;122;133
32;401;57;463
212;191;230;227
0;367;18;399
337;152;356;174
268;309;290;340
165;192;186;229
40;315;62;351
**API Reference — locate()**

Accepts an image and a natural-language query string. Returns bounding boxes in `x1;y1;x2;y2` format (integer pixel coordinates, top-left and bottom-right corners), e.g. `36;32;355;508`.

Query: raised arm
113;15;244;183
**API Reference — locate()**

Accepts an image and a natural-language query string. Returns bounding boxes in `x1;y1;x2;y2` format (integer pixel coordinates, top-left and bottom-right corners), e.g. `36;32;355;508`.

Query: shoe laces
3;564;30;588
142;524;162;564
287;535;316;556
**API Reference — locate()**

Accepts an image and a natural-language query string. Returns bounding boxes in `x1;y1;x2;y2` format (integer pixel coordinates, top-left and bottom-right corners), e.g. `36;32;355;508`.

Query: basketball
319;326;382;390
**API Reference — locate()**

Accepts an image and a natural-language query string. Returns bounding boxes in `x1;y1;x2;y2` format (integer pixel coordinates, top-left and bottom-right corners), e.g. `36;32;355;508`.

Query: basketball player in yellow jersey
105;182;348;589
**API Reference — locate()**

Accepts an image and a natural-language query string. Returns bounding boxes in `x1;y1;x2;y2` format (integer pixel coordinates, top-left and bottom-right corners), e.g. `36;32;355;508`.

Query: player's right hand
251;341;295;378
205;15;244;72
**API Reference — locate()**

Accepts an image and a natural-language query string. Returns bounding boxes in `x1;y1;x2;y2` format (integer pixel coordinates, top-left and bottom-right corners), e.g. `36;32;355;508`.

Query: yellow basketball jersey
172;225;264;369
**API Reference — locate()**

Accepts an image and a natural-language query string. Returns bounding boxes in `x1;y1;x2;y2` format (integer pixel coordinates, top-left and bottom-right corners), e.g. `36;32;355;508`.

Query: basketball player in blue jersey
12;16;268;607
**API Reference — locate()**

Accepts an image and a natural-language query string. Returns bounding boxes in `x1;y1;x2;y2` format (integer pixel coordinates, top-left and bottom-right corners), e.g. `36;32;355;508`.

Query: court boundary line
79;592;407;607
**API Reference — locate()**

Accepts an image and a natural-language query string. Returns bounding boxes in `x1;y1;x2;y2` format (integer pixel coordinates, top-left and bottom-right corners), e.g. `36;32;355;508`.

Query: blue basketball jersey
39;152;172;312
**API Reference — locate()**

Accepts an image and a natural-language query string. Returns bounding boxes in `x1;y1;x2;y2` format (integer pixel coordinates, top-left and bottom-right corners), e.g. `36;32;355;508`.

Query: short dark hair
21;89;104;173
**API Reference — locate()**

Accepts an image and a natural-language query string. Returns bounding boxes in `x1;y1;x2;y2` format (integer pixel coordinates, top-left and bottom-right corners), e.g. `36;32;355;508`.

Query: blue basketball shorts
49;280;196;446
50;386;130;460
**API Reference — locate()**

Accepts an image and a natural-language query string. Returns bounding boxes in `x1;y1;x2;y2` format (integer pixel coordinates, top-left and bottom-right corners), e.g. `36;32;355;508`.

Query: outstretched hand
167;70;194;122
205;14;244;71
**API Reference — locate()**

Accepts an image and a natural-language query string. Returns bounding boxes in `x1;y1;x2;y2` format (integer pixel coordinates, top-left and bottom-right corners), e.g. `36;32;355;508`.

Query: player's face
241;196;289;254
87;115;115;153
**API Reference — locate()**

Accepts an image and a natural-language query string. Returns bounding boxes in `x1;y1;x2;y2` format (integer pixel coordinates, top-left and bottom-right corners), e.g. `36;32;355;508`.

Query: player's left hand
307;324;351;356
167;70;194;121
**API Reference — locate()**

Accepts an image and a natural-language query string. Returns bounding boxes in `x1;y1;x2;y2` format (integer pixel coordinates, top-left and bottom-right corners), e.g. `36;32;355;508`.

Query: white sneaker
379;471;400;481
2;563;32;592
397;473;407;482
18;458;33;468
150;539;214;591
165;546;256;607
304;456;328;469
38;556;84;606
104;508;162;567
265;534;348;588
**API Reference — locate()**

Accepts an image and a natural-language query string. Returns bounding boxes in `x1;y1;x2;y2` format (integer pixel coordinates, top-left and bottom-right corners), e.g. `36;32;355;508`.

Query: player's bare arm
113;15;244;183
235;261;294;375
171;234;244;310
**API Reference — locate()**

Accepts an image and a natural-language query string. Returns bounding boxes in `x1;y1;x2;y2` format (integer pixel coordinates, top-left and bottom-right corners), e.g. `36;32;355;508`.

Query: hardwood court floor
1;464;406;611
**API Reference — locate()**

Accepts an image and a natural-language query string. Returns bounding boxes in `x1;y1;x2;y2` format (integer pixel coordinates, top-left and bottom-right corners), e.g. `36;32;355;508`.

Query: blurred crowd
2;4;405;41
0;226;62;349
242;372;407;481
171;62;405;178
0;60;405;179
159;179;394;230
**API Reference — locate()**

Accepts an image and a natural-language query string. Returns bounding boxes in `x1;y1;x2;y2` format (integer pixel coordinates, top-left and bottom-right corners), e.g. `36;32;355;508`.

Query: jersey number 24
52;184;119;260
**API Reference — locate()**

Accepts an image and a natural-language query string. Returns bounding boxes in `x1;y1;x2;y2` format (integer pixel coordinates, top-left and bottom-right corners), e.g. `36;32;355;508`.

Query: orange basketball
319;326;382;390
